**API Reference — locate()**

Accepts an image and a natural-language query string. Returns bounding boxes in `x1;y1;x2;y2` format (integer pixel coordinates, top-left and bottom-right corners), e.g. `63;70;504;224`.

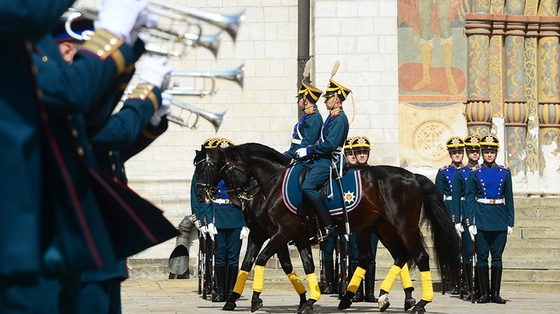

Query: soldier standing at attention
435;136;465;294
200;138;249;303
465;134;514;304
451;134;481;300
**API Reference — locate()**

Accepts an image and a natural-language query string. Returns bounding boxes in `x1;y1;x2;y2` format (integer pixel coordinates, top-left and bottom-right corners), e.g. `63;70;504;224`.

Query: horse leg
338;227;373;310
275;245;307;309
223;235;264;311
291;235;319;314
399;263;416;311
250;233;292;312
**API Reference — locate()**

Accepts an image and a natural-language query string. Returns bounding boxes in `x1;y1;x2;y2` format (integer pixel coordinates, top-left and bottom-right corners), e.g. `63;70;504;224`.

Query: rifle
471;239;476;303
197;231;204;295
336;237;343;300
210;238;217;301
201;234;207;299
459;234;464;299
319;244;325;293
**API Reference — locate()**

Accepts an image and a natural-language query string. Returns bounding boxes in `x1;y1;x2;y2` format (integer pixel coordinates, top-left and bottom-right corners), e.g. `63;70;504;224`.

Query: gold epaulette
141;129;158;140
438;165;450;171
330;108;341;116
129;83;158;112
498;164;510;171
80;29;126;74
304;107;316;115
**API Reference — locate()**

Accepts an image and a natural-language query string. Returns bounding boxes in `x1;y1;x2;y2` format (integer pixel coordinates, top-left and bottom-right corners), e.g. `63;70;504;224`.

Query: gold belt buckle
489;199;496;204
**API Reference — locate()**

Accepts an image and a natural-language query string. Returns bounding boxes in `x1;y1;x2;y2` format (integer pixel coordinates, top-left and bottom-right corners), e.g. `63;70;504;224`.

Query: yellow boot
441;36;458;94
412;38;433;91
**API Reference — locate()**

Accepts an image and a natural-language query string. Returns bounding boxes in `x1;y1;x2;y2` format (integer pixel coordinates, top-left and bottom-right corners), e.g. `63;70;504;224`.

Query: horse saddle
281;162;363;216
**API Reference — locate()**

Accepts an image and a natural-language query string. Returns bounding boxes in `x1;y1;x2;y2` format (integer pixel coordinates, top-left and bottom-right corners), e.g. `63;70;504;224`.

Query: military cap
344;137;354;151
480;134;499;149
446;136;465;150
51;16;94;43
297;81;323;102
202;137;234;149
463;134;481;149
323;79;352;101
351;135;371;150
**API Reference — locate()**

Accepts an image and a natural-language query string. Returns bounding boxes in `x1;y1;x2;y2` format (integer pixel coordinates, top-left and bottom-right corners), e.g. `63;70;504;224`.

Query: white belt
476;198;504;204
291;139;301;144
443;196;464;201
213;199;231;205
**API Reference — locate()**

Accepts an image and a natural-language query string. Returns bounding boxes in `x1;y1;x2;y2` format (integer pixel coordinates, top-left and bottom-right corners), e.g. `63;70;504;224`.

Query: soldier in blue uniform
285;75;324;160
451;134;481;300
435;135;464;294
465;134;514;304
194;138;248;302
320;137;353;295
191;167;213;296
295;75;351;241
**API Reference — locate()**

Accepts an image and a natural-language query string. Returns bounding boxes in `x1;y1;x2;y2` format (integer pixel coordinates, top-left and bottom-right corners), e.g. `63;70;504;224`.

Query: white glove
468;225;477;242
240;226;250;240
507;226;513;235
207;223;218;241
130;10;159;44
454;223;464;237
295;147;308;159
94;0;149;44
199;225;208;238
150;91;173;126
138;55;174;89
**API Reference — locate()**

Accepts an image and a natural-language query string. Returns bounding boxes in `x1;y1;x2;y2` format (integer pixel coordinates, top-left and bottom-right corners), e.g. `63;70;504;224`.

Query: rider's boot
311;198;337;241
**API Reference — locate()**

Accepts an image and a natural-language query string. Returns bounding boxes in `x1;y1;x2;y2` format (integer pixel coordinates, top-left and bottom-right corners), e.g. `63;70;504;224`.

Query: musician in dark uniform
32;6;177;313
451;133;481;300
0;1;83;312
465;134;514;304
435;135;464;294
295;77;351;241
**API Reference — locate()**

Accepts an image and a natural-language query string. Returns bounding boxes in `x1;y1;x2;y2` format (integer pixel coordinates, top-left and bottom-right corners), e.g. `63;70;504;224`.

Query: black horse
194;146;310;312
198;142;459;314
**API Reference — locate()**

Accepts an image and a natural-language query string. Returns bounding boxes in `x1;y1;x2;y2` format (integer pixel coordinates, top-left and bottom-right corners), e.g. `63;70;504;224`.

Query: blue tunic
285;106;322;159
435;165;460;223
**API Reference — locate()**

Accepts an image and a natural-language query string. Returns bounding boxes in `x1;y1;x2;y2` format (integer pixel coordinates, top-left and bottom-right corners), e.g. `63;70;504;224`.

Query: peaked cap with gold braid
297;58;323;102
322;61;352;101
202;137;234;149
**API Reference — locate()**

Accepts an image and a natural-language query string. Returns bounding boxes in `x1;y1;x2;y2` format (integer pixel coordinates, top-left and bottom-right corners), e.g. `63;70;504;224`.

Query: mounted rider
295;62;351;241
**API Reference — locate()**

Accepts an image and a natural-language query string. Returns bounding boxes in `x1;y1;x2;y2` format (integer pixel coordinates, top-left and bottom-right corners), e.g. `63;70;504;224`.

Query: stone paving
121;279;559;314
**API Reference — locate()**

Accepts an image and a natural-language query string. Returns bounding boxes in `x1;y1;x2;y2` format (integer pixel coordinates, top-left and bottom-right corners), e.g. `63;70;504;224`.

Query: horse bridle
218;159;297;202
194;154;219;201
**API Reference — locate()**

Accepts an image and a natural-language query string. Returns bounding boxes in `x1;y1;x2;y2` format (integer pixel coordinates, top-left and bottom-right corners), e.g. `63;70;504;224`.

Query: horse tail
415;173;460;282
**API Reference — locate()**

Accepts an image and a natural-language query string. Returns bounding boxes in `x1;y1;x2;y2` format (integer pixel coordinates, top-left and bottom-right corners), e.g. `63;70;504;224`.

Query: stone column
465;7;492;136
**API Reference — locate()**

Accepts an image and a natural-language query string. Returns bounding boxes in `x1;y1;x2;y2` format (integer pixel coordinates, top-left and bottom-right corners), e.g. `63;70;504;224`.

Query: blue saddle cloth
282;163;362;215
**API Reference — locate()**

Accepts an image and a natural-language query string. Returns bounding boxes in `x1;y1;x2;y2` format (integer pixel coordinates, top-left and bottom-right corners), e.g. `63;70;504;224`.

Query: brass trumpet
149;0;245;42
166;64;244;97
167;99;226;132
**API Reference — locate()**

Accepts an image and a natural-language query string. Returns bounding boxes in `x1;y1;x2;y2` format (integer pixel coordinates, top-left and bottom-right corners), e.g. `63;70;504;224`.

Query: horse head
193;145;221;203
214;143;290;204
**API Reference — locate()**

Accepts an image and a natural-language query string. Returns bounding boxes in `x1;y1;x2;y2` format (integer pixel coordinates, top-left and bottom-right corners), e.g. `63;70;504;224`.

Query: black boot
464;264;474;301
364;264;377;302
213;266;226;302
451;282;460;295
323;260;335;294
226;265;238;301
311;198;337;241
476;266;490;303
491;266;506;304
350;264;364;302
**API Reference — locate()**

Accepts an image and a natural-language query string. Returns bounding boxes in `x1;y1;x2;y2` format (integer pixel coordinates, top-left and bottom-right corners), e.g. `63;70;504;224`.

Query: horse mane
229;142;290;166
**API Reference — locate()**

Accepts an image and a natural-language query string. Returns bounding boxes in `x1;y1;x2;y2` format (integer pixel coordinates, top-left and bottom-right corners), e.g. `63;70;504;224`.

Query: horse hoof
404;297;416;311
298;301;314;314
337;298;352;310
223;301;236;311
250;298;263;312
410;304;426;314
378;294;390;312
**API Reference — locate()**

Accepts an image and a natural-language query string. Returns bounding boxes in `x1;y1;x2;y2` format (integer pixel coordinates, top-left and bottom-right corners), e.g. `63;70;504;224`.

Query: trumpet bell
168;98;226;132
166;64;244;97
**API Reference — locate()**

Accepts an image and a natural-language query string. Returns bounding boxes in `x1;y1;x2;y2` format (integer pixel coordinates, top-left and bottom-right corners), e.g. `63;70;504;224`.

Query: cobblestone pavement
121;279;558;313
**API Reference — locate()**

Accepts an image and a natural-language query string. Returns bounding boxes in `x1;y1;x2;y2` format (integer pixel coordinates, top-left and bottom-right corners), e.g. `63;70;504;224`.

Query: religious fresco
397;0;469;168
